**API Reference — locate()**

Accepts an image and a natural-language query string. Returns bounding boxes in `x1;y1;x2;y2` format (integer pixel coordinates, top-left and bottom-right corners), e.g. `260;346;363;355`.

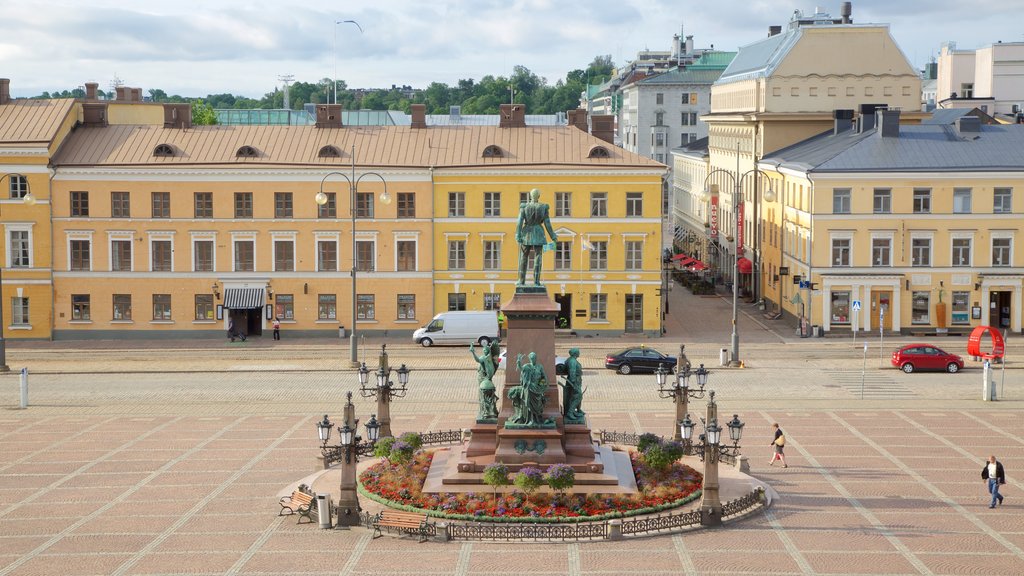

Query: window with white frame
448;192;465;217
483;293;500;310
555;192;571;217
483;240;501;270
911;237;931;267
275;294;294;320
448;240;465;270
483;192;501;217
951;237;972;267
111;239;132;271
626;192;643;217
11;297;29;326
317;239;337;271
273;239;295;271
589;240;607;270
396;239;416;272
193;239;214;272
833;189;851;214
872;237;891;266
873;188;891;214
625;240;643;270
913;188;931;214
195;294;214;321
994;188;1012;213
953;188;972;214
233;239;254;271
152;294;172;321
318;294;337;320
554;241;571;270
831;238;851;267
112;294;132;320
357;294;375;320
590;293;607;320
72;294;90;321
9;229;30;268
992;237;1011;266
590;192;607;217
8;175;28;199
356;240;375;272
397;294;416;319
150;239;172;271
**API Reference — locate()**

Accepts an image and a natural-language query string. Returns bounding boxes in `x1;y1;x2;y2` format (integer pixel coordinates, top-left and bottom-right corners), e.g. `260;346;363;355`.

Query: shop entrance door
989;291;1011;330
870;290;892;331
553;294;572;329
625;294;643;333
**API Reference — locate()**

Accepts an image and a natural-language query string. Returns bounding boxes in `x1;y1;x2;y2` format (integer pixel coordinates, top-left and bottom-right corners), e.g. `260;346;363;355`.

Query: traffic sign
852;300;862;312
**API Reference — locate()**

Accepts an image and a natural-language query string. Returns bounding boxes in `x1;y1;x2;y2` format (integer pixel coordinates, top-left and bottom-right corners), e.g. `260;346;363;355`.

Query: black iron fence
620;510;702;535
722;487;765;518
419;429;464;446
447;521;608;541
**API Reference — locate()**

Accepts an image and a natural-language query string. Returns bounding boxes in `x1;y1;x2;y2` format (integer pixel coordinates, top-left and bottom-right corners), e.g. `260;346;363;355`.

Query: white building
937;40;1024;120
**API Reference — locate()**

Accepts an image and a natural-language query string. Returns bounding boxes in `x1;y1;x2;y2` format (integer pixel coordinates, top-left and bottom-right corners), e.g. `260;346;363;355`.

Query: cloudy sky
2;0;1022;98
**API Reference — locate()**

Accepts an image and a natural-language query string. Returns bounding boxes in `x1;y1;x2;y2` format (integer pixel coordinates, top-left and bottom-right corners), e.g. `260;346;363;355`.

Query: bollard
315;494;333;529
607;518;622;541
19;368;28;409
982;361;996;401
735;454;749;474
719;348;728;367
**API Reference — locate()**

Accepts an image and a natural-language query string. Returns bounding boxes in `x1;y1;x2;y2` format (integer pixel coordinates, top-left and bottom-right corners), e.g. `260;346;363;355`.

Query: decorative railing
722;487;765;518
448;521;607;541
598;430;664;446
419;429;464;446
620;510;702;535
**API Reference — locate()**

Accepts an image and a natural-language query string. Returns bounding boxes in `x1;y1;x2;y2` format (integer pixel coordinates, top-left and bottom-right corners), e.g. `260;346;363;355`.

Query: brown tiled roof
0;98;76;144
52;124;664;170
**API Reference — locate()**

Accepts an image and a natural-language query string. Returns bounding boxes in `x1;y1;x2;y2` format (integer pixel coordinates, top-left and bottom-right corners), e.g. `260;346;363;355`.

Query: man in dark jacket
981;455;1006;508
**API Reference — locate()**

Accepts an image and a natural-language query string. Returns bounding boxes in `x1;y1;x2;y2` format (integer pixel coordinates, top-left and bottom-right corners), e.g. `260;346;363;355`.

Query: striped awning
223;288;265;309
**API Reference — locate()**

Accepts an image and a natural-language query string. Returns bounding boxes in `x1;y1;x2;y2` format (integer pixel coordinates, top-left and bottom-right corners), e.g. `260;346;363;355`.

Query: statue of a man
561;347;585;423
515;188;557;286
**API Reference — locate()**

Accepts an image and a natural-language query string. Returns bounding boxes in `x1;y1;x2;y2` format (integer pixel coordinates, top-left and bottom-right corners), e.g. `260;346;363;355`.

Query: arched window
236;145;259;158
318;145;341;158
482;145;503;158
588;145;611;158
153;143;175;157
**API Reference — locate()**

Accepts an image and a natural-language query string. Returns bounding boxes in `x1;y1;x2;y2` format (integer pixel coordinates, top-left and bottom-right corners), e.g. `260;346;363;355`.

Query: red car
891;344;964;374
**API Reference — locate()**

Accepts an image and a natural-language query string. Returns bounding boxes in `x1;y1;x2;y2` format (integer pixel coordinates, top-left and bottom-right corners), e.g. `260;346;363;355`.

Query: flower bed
358;450;703;523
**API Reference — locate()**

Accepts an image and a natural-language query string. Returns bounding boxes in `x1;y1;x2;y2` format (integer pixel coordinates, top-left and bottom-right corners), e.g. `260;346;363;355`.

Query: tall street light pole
0;173;37;372
316;147;389;367
334;20;363;105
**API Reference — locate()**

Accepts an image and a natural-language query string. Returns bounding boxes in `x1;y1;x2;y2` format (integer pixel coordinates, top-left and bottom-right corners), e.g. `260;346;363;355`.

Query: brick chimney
590;114;615;144
0;78;11;104
410;104;426;129
115;86;127;101
163;103;192;129
315;104;344;128
85;82;98;100
567;109;588;131
131;87;143;102
499;103;526;128
82;102;108;126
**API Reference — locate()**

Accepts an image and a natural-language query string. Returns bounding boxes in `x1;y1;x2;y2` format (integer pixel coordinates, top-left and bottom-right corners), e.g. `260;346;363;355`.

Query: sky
2;0;1023;99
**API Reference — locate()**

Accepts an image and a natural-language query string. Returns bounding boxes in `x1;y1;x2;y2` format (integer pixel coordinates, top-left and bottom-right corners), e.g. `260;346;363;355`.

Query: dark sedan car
605;347;677;375
891;344;964;373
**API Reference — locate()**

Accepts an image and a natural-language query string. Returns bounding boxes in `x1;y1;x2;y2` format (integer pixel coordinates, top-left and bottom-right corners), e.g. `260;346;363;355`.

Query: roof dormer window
236;145;259;158
588;145;611;158
318;145;341;158
153;143;175;157
482;145;503;158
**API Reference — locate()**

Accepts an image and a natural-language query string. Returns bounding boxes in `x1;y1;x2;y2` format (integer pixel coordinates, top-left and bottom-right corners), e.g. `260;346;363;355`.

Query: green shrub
545;464;575;494
513;467;545;499
372;436;396;459
636;433;661;454
398;431;423;450
482;463;511;499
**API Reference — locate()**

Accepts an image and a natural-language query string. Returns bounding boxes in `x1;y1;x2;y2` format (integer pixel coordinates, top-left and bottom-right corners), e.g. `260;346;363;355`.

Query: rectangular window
681;112;697;125
831;238;851;267
911;238;931;267
655;93;664;105
274;240;294;271
483;293;501;311
11;297;29;326
9;230;29;268
355;192;373;218
72;294;90;321
520;191;530;205
590;192;607;217
448;292;466;311
357;294;375;320
554;241;571;270
681;93;690;104
396;240;416;272
555;192;571;217
483;191;501;217
589;240;607;270
397;294;416;319
625;240;643;270
194;240;214;272
992;238;1011;266
234;192;253;218
654;132;665;146
911;291;930;325
397;192;415;218
993;187;1012;214
194;294;214;321
317;240;337;271
111;240;132;271
913;188;931;214
448;240;466;270
873;189;891;214
274;192;293;218
830;291;851;325
111;192;130;218
275;294;294;320
71;191;89;217
655;113;664;127
953;188;972;214
318;294;337;320
8;175;28;199
112;294;132;320
872;238;891;266
70;240;90;271
951;238;972;267
318;192;337;218
234;240;254;272
151;240;172;271
626;192;643;217
151;191;170;218
152;294;171;321
356;240;375;272
483;240;501;270
448;192;465;217
951;291;970;325
194;192;213;218
833;189;851;214
590;293;607;320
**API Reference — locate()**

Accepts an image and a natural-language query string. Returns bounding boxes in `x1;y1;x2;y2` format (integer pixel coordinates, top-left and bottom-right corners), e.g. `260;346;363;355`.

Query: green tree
482;463;511;501
190;99;217;125
513;467;544;502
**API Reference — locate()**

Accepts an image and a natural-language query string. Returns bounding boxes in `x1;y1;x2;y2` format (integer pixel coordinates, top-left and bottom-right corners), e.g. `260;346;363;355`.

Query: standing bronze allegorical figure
515;188;557;287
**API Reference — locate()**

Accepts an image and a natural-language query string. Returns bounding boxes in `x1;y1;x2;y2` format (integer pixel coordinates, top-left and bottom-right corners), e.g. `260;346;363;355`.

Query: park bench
278;485;317;524
372;510;431;542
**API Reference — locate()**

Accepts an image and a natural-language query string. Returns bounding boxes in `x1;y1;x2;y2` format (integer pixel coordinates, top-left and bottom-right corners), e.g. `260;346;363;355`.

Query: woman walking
769;423;787;468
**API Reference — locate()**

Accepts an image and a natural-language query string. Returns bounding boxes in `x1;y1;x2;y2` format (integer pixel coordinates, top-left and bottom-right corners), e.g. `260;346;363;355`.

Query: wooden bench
278;487;316;524
372;510;430;542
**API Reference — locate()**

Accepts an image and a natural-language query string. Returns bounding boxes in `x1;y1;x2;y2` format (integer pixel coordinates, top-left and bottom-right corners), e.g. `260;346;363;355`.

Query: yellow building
2;89;664;340
760;111;1023;335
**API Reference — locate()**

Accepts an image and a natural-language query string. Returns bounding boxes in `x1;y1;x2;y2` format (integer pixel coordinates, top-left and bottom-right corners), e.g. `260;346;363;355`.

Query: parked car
604;347;678;375
497;350;568;376
891;344;964;373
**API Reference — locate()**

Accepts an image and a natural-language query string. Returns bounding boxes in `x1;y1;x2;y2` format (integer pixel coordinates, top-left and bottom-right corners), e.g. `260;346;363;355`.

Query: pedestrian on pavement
982;455;1006;508
497;309;506;339
769;423;787;467
227;318;246;342
273;317;281;341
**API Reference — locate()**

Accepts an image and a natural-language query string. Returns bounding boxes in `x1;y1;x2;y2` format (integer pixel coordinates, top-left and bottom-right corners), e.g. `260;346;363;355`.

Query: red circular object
967;326;1005;359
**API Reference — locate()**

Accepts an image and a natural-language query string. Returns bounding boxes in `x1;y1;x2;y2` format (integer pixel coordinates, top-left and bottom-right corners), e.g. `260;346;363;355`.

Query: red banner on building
710;192;719;240
736;199;744;252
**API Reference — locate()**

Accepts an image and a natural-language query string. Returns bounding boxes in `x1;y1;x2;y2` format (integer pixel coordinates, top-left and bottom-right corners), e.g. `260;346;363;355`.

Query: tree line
30;56;614;118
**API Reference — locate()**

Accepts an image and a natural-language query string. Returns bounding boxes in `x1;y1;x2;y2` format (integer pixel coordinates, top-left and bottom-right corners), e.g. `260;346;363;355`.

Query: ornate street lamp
679;391;744;527
657;358;708;441
359;344;409;438
316;414;333;447
364;414;381;445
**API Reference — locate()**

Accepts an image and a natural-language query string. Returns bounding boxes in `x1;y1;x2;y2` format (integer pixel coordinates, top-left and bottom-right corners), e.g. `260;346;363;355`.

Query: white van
413;311;499;347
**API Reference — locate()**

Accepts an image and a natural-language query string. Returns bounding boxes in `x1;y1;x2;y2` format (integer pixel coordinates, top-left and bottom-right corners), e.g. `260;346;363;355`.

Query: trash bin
338;325;346;339
720;348;729;366
316;493;333;529
812;325;822;338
